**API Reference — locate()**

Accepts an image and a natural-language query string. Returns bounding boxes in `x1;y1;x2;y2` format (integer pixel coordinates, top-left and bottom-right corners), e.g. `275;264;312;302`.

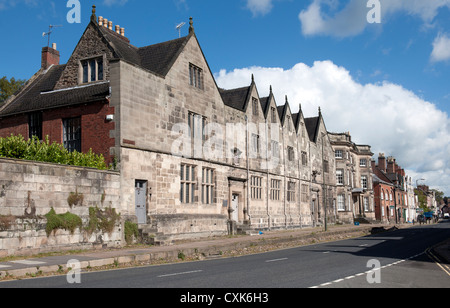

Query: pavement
0;222;449;281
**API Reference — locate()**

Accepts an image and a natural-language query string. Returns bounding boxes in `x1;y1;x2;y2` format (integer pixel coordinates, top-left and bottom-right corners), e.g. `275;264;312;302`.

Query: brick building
0;7;377;241
372;154;408;224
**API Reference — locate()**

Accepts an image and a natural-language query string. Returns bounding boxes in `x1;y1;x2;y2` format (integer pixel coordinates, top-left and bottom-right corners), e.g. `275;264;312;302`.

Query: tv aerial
42;25;63;47
176;22;186;38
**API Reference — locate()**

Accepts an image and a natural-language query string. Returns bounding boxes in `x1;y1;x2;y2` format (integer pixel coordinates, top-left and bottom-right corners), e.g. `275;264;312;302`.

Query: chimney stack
98;16;104;27
387;156;396;174
378;153;386;172
41;43;60;70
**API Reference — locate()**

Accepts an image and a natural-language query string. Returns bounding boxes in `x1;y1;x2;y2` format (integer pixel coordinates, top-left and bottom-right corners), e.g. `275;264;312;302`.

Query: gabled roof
304;116;320;142
219;86;252;112
97;20;191;77
0;65;110;117
373;173;394;186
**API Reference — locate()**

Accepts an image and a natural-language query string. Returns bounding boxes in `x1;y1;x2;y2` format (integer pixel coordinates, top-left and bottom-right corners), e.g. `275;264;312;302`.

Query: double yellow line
426;248;450;276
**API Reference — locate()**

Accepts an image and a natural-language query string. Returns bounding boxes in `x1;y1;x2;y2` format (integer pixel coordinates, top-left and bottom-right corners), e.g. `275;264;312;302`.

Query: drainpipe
296;111;302;229
265;118;271;230
245;115;251;225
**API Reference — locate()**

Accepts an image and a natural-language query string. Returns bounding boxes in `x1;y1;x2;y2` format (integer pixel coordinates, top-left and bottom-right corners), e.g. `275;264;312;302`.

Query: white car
444;213;450;219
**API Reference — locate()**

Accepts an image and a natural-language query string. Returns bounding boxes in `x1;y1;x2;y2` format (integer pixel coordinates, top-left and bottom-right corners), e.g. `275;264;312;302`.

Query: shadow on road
303;220;450;264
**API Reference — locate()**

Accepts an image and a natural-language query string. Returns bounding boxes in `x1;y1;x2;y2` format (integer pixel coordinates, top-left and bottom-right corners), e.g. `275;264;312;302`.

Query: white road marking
266;258;288;263
157;270;203;278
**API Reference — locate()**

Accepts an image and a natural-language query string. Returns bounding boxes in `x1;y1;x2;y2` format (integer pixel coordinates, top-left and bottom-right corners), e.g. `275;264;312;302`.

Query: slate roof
0;20;190;117
304;116;320;142
219;86;251;112
99;24;190;77
0;65;110;117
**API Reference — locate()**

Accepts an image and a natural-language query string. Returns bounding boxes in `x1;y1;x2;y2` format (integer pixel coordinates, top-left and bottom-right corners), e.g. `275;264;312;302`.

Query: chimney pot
98;16;103;26
103;18;108;28
108;21;113;30
115;25;120;34
120;27;125;36
52;43;57;50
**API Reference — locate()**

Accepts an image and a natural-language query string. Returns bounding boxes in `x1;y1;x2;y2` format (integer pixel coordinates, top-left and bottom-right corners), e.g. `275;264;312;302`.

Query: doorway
231;194;239;222
135;180;147;224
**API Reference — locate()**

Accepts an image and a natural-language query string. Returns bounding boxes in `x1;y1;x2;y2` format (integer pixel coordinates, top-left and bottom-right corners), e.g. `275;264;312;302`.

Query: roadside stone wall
0;158;121;257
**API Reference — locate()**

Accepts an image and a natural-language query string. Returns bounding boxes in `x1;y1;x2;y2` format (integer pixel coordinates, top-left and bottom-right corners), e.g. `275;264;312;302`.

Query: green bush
124;220;139;245
0;134;107;170
44;208;83;236
86;206;121;235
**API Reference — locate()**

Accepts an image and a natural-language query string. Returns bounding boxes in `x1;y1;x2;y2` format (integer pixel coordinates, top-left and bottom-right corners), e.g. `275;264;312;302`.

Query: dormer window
80;57;104;84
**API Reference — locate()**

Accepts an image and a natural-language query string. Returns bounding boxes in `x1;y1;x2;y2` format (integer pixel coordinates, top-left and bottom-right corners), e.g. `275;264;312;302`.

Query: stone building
328;132;375;224
0;7;353;242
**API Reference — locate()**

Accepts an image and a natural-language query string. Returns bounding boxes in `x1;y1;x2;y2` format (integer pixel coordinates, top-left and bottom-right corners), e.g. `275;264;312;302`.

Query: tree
0;76;26;104
432;189;444;203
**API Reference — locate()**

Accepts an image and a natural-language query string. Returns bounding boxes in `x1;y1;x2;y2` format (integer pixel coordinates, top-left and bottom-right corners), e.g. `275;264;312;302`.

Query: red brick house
372;154;407;224
0;18;116;165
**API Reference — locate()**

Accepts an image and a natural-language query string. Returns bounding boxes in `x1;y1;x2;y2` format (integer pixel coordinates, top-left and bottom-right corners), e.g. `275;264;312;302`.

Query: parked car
444;213;450;219
417;214;426;224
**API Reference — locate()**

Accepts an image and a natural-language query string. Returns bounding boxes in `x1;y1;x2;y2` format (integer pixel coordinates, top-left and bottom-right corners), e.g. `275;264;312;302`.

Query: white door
231;194;239;222
135;180;147;224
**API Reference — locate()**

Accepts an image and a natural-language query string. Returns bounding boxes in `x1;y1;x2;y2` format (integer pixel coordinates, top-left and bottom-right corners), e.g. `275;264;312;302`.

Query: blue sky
1;0;449;195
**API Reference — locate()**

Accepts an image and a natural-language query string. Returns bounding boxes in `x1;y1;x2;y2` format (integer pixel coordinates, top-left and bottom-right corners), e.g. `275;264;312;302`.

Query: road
1;221;449;290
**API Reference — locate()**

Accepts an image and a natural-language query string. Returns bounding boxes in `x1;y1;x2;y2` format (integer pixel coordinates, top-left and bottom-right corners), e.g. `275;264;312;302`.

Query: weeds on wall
67;189;84;208
44;208;83;236
86;206;120;235
124;220;139;245
0;135;107;170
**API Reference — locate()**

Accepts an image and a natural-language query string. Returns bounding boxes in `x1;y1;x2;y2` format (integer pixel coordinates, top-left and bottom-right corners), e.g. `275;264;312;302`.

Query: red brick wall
0;100;115;165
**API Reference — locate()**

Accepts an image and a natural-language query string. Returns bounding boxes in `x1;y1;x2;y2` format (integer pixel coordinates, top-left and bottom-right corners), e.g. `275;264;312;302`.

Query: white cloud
431;32;450;63
215;61;450;195
246;0;274;17
299;0;450;37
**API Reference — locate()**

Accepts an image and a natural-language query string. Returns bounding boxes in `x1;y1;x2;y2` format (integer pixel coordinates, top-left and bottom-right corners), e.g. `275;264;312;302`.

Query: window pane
98;59;103;80
83;62;88;83
90;59;96;82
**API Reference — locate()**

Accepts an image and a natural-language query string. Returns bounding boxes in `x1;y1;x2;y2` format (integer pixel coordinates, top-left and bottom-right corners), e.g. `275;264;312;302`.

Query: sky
0;0;449;196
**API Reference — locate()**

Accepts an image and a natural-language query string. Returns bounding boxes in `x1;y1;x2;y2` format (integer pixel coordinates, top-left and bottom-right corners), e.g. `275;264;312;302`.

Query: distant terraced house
0;6;376;243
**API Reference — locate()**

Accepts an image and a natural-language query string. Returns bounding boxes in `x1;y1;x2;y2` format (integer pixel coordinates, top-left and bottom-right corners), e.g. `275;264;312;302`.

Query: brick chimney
378;153;386;172
387;156;396;174
41;43;60;70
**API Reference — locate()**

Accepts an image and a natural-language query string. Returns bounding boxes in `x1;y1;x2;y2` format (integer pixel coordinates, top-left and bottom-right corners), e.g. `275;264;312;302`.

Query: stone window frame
79;54;105;84
252;98;259;116
270;179;281;201
189;63;203;90
337;194;345;211
301;184;309;203
360;158;367;167
201;167;215;205
336;169;344;185
287;181;296;203
250;176;262;200
287;146;295;162
180;164;196;204
301;151;308;166
361;175;368;189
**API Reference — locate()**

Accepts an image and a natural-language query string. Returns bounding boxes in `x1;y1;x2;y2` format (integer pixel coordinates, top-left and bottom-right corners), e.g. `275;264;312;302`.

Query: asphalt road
1;221;449;290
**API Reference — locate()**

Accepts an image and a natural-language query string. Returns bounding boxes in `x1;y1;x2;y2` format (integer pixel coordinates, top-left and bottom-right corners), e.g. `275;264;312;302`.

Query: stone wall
0;158;121;257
